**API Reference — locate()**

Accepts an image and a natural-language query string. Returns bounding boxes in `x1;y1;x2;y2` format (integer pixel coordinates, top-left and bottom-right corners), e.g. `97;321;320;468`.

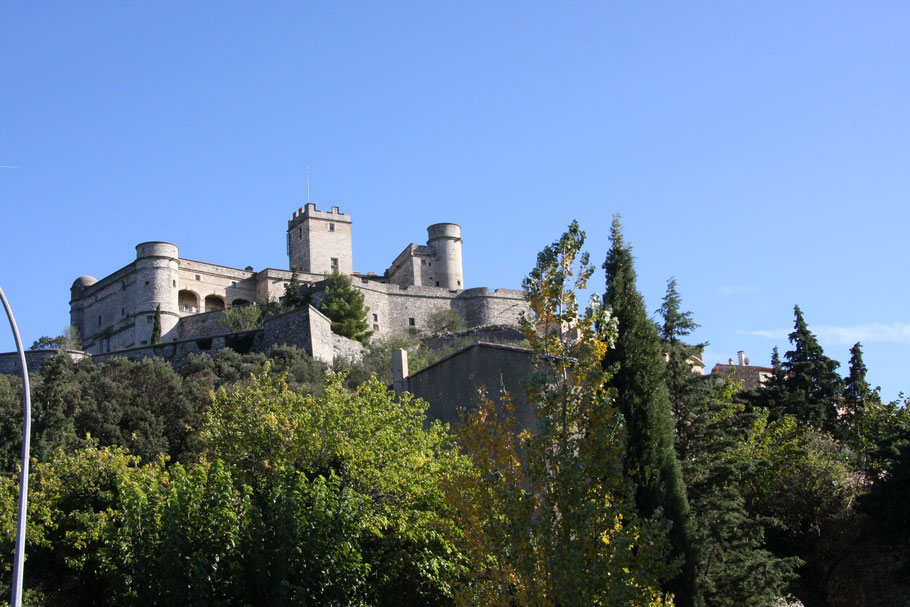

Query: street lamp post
0;286;31;607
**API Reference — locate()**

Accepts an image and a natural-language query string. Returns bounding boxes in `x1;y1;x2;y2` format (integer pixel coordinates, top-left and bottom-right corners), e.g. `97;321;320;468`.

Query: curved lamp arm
0;286;31;607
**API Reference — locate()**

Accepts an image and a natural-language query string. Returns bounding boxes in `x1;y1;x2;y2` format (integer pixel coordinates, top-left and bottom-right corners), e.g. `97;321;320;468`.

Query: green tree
603;217;697;606
781;306;843;433
445;221;677;606
843;342;873;468
738;413;854;603
200;367;465;606
28;326;80;351
426;307;466;334
151;304;162;344
318;270;373;344
223;302;264;332
657;279;798;606
283;265;313;310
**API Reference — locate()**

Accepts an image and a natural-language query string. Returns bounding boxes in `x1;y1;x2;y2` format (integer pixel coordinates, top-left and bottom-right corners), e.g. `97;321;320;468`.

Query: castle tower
134;242;180;344
287;203;353;275
427;223;463;289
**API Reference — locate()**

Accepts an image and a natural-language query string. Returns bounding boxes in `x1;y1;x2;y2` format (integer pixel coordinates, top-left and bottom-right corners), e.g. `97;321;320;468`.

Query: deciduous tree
445;221;676;606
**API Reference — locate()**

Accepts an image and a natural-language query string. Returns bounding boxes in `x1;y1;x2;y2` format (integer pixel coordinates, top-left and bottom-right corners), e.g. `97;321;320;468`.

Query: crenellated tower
287;203;353;275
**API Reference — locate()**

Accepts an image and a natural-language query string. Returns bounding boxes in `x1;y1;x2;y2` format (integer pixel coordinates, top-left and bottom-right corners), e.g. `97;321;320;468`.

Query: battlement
136;241;179;259
288;203;352;229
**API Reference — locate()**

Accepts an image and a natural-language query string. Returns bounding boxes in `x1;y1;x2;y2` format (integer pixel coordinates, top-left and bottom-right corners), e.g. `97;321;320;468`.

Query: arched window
178;290;200;313
204;295;226;312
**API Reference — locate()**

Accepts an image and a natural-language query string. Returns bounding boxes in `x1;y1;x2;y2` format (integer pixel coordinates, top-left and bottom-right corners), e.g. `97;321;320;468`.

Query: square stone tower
287;203;353;275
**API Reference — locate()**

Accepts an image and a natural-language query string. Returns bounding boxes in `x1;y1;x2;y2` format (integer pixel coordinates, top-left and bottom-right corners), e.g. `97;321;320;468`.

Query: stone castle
69;203;528;358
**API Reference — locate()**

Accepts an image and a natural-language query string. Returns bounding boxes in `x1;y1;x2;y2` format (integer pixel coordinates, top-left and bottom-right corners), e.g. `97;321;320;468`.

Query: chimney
737;351;747;366
392;348;409;395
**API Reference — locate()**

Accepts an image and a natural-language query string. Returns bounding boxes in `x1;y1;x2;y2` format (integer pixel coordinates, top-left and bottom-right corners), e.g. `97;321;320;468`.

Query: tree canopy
603;216;697;606
318;270;373;344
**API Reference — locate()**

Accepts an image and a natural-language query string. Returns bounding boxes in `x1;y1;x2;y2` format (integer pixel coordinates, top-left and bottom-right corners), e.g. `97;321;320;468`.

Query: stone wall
260;305;348;364
178;309;230;340
332;333;365;361
453;287;527;328
70;262;143;353
0;349;90;376
404;342;537;432
422;325;526;351
91;331;261;365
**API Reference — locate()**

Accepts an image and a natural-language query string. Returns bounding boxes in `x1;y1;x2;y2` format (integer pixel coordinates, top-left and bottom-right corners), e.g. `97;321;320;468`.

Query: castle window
328;223;335;232
231;281;237;288
98;315;101;326
145;281;150;286
173;280;176;287
330;258;339;271
372;313;378;322
121;308;125;316
195;275;200;281
179;290;199;313
409;317;415;326
298;227;302;239
373;324;379;331
436;281;440;286
457;280;461;286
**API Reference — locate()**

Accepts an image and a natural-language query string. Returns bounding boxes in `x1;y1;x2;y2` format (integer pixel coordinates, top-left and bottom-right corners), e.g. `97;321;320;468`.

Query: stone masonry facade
68;203;529;358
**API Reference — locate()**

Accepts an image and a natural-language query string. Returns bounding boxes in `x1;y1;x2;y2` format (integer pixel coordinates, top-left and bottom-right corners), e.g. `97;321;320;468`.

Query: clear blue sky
2;3;908;399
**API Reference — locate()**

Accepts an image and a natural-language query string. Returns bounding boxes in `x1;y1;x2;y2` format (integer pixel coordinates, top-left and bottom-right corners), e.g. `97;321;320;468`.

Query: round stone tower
427;223;463;289
69;275;98;339
135;242;180;344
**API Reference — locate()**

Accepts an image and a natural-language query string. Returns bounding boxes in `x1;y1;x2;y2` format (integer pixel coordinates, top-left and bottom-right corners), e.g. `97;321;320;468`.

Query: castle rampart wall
178;309;230;340
0;350;91;376
453;288;527;328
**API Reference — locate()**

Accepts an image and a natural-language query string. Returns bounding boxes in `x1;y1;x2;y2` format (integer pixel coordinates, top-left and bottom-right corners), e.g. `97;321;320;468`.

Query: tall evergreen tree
843;342;872;469
603;217;697;606
782;306;842;434
151;304;162;344
318;270;373;344
658;279;798;606
656;277;702;460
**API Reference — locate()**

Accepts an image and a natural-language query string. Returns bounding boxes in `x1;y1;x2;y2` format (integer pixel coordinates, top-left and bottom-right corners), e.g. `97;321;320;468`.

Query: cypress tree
658;278;798;606
151;304;162;344
782;306;842;434
603;217;697;606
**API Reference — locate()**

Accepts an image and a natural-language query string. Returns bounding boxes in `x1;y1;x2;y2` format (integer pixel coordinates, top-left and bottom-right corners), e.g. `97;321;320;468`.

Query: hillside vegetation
1;221;908;606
